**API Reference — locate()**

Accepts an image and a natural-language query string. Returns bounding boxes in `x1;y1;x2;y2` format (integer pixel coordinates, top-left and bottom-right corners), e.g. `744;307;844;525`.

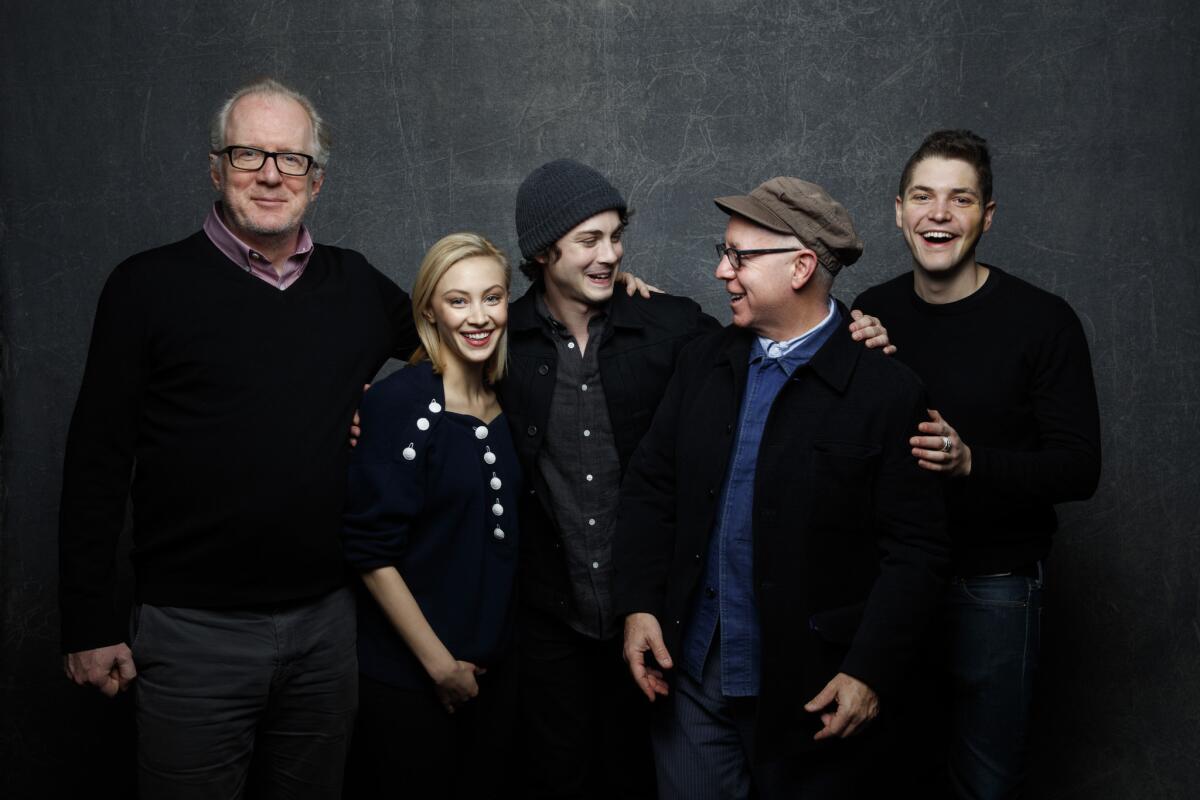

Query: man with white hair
58;78;417;798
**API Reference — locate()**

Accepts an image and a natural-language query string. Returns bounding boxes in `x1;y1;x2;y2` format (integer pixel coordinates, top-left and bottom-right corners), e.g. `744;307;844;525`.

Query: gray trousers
131;587;358;800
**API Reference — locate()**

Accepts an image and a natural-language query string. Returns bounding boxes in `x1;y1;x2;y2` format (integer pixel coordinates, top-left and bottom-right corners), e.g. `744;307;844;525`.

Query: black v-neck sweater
59;232;416;651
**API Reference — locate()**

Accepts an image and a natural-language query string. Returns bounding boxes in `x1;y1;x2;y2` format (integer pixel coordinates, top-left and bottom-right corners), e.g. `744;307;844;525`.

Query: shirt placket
720;356;780;695
576;346;606;632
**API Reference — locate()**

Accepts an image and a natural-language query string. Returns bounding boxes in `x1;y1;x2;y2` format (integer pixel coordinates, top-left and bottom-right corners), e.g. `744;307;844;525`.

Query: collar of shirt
533;290;611;342
202;202;315;290
752;297;839;375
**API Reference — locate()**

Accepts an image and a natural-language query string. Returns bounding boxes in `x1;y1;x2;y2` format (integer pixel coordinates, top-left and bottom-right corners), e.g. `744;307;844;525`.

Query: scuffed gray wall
2;1;1197;796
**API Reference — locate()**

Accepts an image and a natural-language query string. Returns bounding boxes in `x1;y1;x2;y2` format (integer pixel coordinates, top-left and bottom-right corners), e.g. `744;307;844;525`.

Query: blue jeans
945;570;1043;800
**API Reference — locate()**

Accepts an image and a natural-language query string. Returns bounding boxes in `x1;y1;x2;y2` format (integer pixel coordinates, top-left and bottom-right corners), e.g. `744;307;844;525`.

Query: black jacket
496;285;719;623
613;301;949;760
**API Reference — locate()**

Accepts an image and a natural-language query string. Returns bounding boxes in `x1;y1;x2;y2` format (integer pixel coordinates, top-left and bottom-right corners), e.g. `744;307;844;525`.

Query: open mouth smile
585;270;613;286
919;230;958;245
460;330;495;348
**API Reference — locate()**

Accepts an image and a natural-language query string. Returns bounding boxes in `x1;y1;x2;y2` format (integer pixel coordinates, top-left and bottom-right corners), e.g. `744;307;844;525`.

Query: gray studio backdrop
2;1;1197;797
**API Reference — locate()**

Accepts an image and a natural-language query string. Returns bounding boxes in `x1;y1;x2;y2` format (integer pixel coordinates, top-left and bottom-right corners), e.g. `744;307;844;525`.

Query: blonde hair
409;233;512;384
210;77;331;171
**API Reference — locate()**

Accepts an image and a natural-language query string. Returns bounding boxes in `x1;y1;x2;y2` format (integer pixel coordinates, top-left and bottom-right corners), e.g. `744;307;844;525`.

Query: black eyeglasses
714;244;801;270
212;146;317;177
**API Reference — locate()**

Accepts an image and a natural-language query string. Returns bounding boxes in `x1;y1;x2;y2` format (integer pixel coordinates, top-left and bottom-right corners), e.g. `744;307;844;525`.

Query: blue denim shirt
681;301;841;696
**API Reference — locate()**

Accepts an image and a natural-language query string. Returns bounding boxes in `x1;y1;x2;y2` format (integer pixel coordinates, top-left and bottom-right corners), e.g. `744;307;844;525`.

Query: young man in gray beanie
498;159;719;798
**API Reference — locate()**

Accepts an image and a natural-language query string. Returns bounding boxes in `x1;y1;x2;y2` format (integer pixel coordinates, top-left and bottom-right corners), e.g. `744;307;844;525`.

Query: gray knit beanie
516;159;627;260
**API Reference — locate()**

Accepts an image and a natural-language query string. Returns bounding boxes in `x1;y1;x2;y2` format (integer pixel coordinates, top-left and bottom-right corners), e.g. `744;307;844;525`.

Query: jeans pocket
128;603;144;649
952;575;1031;608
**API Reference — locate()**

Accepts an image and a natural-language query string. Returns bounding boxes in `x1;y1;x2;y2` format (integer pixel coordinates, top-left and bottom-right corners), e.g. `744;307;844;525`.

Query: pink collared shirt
202;203;315;290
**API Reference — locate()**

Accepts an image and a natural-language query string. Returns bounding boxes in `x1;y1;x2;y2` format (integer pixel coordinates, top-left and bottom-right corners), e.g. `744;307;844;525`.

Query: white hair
209;77;331;170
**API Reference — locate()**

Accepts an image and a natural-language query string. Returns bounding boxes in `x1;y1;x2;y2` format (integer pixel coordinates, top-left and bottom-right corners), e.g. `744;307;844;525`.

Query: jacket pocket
808;601;866;645
810;441;880;529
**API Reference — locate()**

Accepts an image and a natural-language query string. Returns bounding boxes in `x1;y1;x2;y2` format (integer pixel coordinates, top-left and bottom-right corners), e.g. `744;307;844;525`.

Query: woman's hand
430;658;486;713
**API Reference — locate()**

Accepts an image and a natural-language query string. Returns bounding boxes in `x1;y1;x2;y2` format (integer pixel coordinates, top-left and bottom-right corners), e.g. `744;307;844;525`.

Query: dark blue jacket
344;361;521;689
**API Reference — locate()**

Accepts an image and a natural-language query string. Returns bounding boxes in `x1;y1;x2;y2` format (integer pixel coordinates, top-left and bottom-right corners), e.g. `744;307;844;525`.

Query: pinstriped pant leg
651;651;753;800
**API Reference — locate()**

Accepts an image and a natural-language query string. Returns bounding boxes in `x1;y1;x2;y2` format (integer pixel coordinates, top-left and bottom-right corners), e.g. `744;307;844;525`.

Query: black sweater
853;267;1100;575
59;231;416;652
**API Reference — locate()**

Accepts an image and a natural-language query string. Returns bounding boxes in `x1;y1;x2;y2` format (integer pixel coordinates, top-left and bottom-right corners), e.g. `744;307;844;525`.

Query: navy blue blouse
343;361;521;689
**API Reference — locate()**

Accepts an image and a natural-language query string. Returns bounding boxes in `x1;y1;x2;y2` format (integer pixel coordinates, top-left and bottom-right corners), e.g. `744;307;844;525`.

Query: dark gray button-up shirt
534;294;621;640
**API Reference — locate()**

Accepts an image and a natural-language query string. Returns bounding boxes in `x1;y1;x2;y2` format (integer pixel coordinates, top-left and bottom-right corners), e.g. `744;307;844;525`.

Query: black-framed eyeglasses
714;243;801;270
212;146;317;177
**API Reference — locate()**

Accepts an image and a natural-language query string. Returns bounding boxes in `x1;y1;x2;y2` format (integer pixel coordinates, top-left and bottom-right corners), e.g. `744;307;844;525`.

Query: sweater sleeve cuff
60;602;126;654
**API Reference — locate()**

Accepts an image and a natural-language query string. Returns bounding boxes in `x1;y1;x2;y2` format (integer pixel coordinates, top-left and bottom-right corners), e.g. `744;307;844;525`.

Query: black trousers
516;604;656;799
345;663;517;799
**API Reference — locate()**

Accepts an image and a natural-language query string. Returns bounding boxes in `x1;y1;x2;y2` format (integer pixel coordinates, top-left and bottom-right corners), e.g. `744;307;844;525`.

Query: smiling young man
495;159;720;798
853;130;1101;798
58;78;417;798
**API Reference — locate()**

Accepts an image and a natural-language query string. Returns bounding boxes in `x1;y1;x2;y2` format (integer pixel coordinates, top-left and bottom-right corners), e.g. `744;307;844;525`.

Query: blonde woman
343;232;519;797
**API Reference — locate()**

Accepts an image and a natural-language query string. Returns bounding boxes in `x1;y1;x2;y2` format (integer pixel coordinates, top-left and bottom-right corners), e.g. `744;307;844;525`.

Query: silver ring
941;436;952;453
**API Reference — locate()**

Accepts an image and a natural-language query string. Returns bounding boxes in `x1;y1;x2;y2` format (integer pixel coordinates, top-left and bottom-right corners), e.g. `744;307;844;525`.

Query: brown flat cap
714;177;863;273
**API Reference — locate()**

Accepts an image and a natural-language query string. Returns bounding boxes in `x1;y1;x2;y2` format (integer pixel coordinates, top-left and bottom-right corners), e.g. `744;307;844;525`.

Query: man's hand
804;672;879;740
911;408;972;476
348;383;370;448
622;613;673;701
64;643;137;698
848;309;896;355
617;271;662;298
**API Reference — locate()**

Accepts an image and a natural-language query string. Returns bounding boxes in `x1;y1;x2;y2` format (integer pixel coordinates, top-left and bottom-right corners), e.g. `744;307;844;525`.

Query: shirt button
705;586;717;599
538;364;549;376
527;425;538;437
581;383;588;391
568;342;576;349
583;429;591;437
588;518;596;526
591;561;600;569
585;474;593;482
693;553;701;561
475;426;489;440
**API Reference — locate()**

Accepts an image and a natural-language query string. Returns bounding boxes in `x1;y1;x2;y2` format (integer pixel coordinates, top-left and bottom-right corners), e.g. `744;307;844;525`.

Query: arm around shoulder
369;262;419;360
